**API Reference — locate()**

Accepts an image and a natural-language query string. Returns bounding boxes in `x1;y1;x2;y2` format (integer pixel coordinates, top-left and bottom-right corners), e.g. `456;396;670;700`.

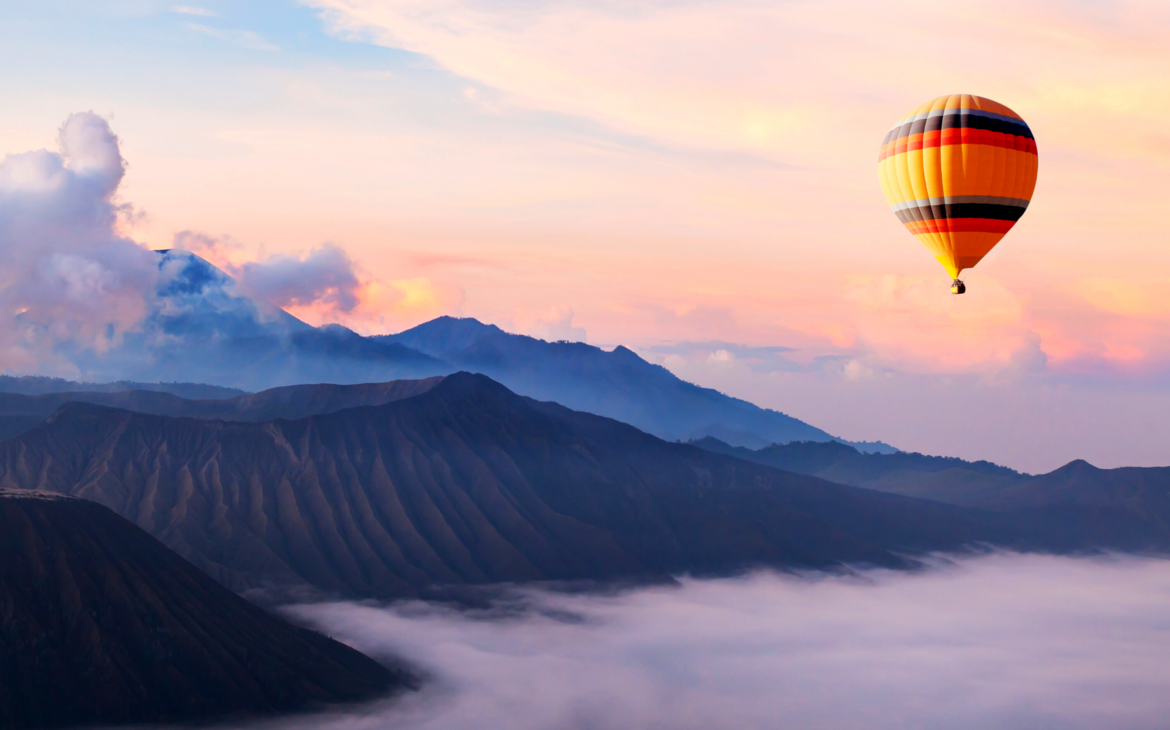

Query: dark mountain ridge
691;437;1024;491
0;374;243;399
0;377;444;441
0;374;1033;599
0;490;406;729
690;438;1170;534
982;459;1170;513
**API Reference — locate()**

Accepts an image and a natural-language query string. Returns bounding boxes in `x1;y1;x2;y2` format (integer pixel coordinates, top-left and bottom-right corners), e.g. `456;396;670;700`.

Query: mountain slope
0;491;405;730
0;377;444;441
380;316;843;447
0;374;1022;598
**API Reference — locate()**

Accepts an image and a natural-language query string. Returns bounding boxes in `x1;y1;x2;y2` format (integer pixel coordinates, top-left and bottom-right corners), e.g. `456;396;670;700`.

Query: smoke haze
0;112;158;373
0;113;385;380
223;553;1170;730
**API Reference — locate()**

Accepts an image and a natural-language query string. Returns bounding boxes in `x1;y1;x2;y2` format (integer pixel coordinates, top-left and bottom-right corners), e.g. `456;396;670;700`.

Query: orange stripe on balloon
904;218;1017;234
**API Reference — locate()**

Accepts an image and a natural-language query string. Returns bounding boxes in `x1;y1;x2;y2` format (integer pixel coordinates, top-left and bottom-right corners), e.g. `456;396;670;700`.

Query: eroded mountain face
0;374;1009;599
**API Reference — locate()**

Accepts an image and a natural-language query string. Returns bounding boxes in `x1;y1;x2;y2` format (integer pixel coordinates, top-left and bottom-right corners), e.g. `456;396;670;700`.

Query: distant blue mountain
380;316;892;450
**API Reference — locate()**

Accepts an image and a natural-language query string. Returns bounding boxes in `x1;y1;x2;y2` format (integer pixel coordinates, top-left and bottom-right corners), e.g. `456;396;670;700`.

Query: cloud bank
252;553;1170;730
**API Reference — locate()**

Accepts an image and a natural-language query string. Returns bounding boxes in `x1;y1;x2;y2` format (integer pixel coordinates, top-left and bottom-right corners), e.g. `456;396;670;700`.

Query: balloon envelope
878;94;1038;279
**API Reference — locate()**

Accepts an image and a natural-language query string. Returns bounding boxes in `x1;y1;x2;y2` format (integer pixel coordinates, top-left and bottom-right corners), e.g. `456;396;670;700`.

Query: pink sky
1;0;1169;471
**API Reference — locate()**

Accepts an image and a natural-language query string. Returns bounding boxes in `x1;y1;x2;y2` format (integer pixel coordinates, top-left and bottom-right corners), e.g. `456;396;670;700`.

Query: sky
224;553;1170;730
1;1;1169;471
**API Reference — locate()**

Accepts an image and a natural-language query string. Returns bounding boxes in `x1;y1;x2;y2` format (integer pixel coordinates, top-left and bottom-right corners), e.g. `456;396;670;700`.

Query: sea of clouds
226;552;1170;730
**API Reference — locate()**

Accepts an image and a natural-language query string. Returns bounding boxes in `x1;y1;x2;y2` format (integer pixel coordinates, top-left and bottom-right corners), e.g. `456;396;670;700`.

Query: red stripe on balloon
880;132;1038;161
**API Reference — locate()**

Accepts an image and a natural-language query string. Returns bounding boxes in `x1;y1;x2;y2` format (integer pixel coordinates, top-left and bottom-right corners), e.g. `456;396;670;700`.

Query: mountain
0;373;1033;599
22;253;881;450
0;375;244;399
380;316;877;449
0;377;443;442
690;439;1170;540
56;251;447;390
973;458;1170;511
0;490;407;730
690;437;1028;505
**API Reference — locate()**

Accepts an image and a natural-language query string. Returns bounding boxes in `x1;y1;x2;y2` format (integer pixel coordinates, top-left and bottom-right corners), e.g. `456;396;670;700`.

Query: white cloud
188;23;279;51
170;5;216;17
304;0;1170;171
520;306;587;343
843;358;874;381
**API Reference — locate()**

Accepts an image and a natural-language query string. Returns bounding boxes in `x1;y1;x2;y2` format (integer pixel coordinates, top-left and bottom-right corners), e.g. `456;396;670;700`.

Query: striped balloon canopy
878;94;1038;292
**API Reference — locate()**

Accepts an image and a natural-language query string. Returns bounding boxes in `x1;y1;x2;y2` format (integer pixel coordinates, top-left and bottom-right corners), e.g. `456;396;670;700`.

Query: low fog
227;553;1170;730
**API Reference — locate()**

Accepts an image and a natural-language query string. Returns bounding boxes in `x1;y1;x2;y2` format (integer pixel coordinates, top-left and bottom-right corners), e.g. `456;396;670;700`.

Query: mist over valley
232;553;1170;730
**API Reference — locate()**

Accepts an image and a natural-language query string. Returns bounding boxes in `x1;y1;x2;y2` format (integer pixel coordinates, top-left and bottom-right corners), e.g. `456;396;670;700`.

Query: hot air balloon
878;94;1038;294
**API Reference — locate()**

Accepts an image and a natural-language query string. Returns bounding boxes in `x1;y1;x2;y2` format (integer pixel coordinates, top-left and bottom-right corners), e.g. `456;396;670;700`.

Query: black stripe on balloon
894;203;1026;224
896;113;1033;142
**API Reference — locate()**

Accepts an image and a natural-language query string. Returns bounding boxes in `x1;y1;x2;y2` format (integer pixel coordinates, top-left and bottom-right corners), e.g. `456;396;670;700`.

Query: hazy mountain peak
41;251;447;390
152;249;311;338
1057;459;1099;472
388;315;509;358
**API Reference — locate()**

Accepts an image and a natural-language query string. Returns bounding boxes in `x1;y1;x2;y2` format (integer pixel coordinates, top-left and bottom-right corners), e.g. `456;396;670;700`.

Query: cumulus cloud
518;306;587;343
171;5;216;16
0;112;159;373
242;553;1170;730
187;24;279;51
171;230;463;333
235;245;362;313
652;340;803;373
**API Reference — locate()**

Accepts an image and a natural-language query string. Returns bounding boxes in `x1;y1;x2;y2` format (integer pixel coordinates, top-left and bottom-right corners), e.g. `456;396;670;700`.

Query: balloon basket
951;279;966;295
